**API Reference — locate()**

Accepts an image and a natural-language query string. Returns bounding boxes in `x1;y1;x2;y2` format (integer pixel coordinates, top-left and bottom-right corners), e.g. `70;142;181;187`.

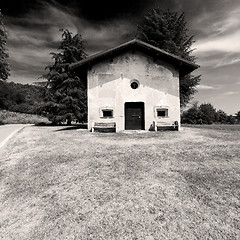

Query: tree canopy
199;103;217;124
0;81;44;113
181;102;238;125
235;111;240;123
0;10;10;80
136;8;200;108
41;29;87;125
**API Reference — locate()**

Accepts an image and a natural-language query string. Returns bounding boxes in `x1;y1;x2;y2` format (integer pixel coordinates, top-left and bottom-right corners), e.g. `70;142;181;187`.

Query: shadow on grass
55;124;88;131
34;122;88;131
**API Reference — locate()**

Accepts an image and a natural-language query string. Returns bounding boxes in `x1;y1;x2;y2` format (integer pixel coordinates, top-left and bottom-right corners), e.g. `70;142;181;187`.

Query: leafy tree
181;102;203;124
181;102;239;125
215;109;228;124
0;81;25;110
199;103;216;124
0;10;10;80
227;115;236;124
235;111;240;123
41;29;87;125
0;80;44;113
136;8;200;107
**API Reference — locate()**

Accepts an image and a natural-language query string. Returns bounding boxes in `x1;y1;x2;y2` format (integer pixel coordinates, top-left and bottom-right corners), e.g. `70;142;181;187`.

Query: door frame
124;102;145;130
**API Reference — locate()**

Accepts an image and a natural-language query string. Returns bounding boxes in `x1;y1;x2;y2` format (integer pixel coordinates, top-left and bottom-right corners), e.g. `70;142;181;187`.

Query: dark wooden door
125;102;144;130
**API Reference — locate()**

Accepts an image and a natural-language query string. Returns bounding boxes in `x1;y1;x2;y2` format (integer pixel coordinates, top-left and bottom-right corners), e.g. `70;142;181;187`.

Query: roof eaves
136;40;199;69
70;39;137;69
70;39;199;74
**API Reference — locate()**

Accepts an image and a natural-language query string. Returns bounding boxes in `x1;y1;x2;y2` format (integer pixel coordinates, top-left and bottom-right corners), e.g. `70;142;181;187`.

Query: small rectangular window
102;109;113;118
157;109;168;117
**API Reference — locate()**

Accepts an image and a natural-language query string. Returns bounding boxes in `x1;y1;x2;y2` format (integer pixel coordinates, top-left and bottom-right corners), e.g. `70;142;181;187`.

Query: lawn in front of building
0;125;239;239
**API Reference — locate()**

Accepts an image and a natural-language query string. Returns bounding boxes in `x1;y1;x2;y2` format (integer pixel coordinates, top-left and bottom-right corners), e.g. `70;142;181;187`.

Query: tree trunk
67;119;72;125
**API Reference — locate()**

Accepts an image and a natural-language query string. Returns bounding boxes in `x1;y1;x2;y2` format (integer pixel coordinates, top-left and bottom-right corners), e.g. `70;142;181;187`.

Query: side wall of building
87;51;180;131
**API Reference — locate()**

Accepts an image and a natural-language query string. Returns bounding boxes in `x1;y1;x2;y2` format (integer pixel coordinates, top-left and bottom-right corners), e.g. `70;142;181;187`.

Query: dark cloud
1;0;240;114
2;0;155;19
1;0;41;16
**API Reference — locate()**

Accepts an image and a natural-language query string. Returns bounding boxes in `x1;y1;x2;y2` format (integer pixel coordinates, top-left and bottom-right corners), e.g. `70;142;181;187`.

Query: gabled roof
70;39;199;77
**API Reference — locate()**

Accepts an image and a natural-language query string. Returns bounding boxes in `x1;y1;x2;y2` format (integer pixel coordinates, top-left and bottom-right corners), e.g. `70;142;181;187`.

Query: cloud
75;18;135;54
192;4;240;70
195;32;240;53
196;84;217;90
214;57;240;68
5;1;136;83
193;7;240;53
224;91;240;95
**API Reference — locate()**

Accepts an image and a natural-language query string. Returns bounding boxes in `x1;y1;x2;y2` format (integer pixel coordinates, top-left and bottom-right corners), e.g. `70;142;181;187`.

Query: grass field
0;125;239;239
182;124;240;131
0;110;50;124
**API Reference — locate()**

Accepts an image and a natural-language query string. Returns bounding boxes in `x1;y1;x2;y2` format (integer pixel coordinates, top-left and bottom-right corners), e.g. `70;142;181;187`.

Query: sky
1;0;240;115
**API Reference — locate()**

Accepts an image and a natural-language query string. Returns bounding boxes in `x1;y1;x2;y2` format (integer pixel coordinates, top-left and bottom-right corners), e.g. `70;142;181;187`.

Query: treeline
181;103;240;124
0;81;44;114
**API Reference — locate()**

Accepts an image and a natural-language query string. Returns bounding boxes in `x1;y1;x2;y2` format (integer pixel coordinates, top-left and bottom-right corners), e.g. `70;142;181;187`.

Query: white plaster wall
88;51;180;131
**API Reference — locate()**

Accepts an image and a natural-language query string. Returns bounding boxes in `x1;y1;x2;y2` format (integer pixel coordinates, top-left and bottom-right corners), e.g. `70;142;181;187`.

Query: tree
41;29;87;125
0;10;10;80
215;109;228;124
0;80;45;113
235;111;240;123
181;102;203;124
136;8;200;108
199;103;216;124
227;115;236;124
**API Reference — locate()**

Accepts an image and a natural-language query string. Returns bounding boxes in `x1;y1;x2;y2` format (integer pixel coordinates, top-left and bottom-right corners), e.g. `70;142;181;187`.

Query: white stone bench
92;122;116;132
154;121;179;131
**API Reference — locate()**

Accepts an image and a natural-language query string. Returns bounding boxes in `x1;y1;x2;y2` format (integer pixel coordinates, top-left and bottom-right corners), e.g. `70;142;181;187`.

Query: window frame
100;108;114;118
154;106;169;118
130;79;140;89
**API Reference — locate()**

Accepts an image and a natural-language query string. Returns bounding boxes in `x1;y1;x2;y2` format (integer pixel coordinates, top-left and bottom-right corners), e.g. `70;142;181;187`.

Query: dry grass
0;126;239;239
182;124;240;131
0;110;49;124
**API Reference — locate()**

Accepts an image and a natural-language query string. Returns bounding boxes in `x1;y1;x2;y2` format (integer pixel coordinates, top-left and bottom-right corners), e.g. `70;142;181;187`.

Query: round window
130;80;139;89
